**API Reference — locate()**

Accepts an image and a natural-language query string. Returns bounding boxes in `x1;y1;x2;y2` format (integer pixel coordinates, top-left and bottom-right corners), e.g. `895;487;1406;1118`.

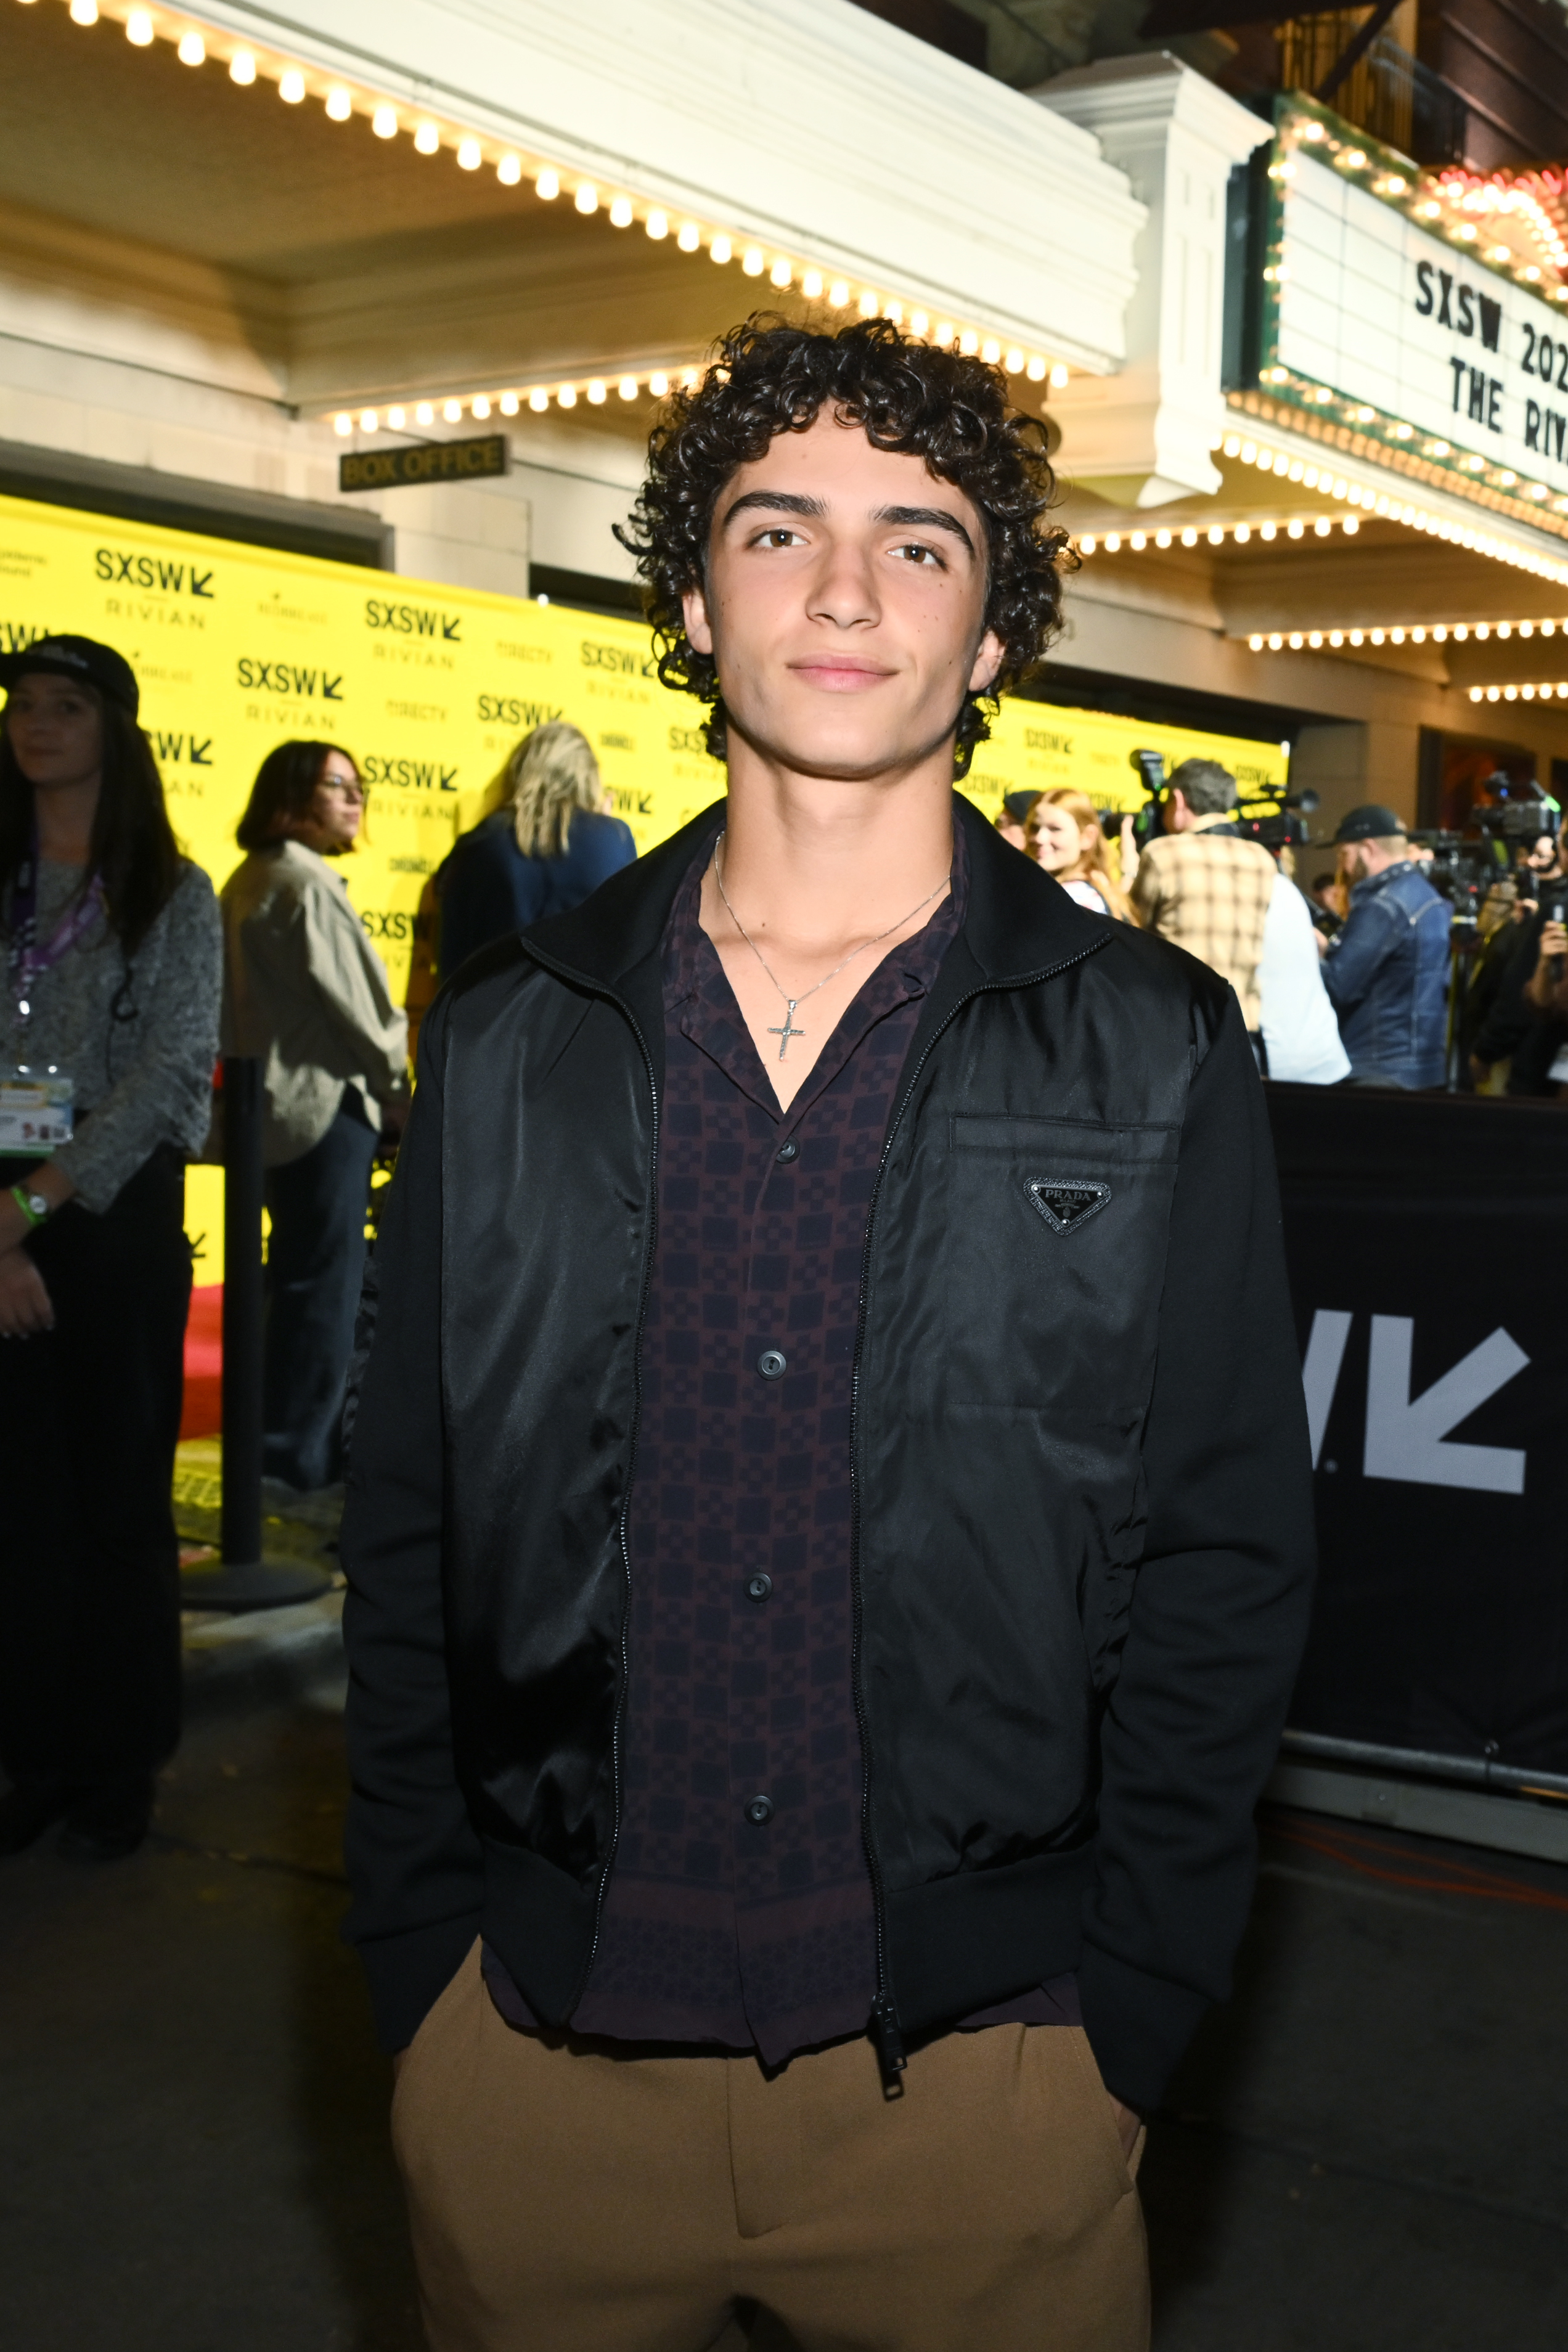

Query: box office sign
1245;98;1568;512
339;433;508;494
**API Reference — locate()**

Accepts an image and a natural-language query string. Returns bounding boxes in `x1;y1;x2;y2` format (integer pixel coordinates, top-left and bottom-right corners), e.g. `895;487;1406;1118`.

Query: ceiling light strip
64;0;1072;403
1247;617;1568;651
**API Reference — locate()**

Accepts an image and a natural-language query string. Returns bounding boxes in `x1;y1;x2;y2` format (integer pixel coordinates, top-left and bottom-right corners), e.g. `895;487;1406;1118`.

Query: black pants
263;1093;378;1493
0;1146;190;1787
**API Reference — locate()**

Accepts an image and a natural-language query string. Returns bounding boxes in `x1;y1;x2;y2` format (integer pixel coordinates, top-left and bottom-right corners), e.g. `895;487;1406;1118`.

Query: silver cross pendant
767;1000;806;1059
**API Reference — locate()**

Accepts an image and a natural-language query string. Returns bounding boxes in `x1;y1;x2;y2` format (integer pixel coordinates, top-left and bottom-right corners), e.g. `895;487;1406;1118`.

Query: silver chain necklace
712;830;951;1060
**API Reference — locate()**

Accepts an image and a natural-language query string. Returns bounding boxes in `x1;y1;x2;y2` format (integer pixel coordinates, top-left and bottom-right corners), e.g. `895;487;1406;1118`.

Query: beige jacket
221;841;408;1166
1130;814;1277;1031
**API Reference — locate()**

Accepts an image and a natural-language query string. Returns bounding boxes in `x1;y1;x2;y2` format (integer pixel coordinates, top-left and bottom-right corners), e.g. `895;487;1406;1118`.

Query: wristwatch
9;1183;50;1229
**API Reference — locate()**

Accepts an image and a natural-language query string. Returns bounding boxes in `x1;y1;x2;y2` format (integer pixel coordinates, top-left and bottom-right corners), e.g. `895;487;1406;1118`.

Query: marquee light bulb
325;86;352;121
804;270;824;300
415;402;434;425
499;392;519;415
528;388;549;412
647;210;668;240
471;395;491;419
770;258;791;288
743;247;766;277
1026;356;1046;382
387;406;406;429
280;69;306;104
536;167;559;199
609;196;634;227
958;329;978;355
372;104;398;138
1005;347;1024;373
1049;363;1069;388
859;290;880;317
677;222;700;251
981;337;1001;364
178;31;205;67
574;183;599;214
414;121;440;155
831;281;851;308
68;0;97;23
587;380;607;405
229;49;256;85
360;409;378;431
558;386;578;408
125;9;153;46
333;413;352;436
710;235;732;264
618;377;639;401
648;372;669;396
457;138;482;172
497;153;521;186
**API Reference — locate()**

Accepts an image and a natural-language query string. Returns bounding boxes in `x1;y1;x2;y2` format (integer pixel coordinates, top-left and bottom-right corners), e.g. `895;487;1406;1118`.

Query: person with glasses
221;741;407;1498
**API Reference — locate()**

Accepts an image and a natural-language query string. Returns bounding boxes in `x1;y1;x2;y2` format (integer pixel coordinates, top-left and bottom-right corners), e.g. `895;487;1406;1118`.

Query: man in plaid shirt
1130;759;1276;1043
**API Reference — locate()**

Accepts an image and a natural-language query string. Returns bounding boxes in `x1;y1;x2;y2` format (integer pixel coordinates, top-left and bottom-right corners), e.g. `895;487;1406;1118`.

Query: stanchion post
180;1055;330;1613
220;1055;264;1568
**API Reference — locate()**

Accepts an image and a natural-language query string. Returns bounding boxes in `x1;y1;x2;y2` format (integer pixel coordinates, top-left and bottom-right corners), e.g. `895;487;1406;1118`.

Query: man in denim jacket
1320;804;1450;1087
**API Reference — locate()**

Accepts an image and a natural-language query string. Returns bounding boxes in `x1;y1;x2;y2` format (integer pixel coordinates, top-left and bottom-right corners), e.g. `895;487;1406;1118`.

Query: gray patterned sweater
2;858;222;1213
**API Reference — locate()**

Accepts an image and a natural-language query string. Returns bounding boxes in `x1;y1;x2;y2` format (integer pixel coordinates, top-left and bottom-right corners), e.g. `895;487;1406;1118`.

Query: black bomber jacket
341;794;1315;2112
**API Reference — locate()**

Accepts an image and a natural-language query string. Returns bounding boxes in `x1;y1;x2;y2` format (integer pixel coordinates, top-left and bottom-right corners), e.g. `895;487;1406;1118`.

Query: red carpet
182;1283;223;1440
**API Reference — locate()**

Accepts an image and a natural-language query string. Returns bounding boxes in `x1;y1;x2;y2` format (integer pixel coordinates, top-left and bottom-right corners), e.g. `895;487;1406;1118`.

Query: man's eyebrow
873;504;976;556
721;489;827;529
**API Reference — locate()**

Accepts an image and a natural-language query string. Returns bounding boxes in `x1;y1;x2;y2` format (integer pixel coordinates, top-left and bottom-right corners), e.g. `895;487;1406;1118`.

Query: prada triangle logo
1027;1178;1112;1235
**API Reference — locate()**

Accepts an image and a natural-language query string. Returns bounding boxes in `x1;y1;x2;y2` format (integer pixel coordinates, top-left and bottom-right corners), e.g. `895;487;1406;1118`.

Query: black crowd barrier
1267;1084;1568;1786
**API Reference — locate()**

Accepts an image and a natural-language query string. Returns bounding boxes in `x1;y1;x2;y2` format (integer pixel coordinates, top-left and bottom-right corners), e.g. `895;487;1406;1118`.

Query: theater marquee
1236;97;1568;524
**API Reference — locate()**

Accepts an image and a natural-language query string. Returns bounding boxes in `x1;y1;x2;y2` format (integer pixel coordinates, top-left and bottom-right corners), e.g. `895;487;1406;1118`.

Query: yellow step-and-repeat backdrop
0;488;1286;1274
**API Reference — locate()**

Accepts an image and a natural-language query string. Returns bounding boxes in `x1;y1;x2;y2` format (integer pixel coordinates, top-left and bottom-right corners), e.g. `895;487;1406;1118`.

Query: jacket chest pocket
934;1113;1180;1416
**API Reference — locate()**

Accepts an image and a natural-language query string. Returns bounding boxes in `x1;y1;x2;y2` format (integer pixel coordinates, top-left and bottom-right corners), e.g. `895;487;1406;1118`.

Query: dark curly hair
616;316;1071;778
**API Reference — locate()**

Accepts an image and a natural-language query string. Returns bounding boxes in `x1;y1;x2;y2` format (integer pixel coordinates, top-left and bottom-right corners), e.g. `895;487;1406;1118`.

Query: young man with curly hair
342;319;1313;2351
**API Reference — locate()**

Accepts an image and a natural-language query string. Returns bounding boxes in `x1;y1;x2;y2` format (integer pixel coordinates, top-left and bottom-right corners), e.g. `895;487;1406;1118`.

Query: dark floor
2;1606;1566;2350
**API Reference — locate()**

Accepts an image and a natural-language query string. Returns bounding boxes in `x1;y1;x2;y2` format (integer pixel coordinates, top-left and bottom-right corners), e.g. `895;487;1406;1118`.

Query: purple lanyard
7;831;105;1019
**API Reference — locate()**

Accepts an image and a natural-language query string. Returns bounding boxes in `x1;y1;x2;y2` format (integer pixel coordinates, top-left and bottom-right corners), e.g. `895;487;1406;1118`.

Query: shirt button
746;1573;773;1604
775;1140;799;1164
745;1795;774;1826
756;1348;787;1380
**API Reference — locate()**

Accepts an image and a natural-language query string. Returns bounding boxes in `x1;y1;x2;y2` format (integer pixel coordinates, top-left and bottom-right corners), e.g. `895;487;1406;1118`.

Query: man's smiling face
682;410;1003;786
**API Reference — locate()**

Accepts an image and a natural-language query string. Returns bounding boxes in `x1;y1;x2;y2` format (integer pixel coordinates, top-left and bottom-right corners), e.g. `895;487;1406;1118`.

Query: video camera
1407;832;1509;934
1124;749;1319;854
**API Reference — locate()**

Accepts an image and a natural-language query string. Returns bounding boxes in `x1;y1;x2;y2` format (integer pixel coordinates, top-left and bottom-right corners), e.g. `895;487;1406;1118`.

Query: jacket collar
523;789;1109;1000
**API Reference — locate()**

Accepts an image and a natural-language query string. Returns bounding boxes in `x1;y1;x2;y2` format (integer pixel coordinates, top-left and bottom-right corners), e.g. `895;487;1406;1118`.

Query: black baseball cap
0;634;139;717
1334;803;1407;843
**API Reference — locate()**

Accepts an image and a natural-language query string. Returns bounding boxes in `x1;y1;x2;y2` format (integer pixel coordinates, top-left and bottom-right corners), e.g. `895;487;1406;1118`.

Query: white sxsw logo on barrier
1302;1311;1529;1496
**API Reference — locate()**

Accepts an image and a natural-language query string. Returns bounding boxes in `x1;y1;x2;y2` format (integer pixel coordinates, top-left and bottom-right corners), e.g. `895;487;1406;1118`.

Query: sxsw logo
94;547;214;597
365;598;462;641
582;639;656;678
237;658;343;699
151;730;212;766
361;751;458;792
1304;1310;1528;1497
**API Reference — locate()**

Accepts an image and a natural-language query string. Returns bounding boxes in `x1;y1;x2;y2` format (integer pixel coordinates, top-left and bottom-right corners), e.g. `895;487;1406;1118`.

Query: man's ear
968;628;1005;695
683;583;715;658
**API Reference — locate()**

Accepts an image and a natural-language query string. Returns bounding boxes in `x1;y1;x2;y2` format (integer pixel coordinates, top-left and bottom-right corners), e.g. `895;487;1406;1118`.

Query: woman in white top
1026;788;1139;923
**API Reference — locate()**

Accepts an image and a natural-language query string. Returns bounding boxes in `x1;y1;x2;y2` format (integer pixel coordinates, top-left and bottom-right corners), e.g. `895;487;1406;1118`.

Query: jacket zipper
523;950;662;2013
848;941;1106;2095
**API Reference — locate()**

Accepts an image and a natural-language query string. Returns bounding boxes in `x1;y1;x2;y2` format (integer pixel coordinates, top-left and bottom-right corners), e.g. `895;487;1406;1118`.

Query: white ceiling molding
182;0;1146;370
1034;53;1271;507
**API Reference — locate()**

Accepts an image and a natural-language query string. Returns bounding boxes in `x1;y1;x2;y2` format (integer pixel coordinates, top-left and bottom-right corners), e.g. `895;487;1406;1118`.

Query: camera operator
1319;806;1448;1088
1468;832;1567;1095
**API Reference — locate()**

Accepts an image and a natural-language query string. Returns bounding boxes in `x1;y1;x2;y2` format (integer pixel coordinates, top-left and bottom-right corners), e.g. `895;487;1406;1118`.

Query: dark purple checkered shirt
483;820;1079;2062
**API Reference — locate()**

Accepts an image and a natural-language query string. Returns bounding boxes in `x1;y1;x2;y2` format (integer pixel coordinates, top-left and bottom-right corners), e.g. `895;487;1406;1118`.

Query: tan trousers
393;1946;1149;2352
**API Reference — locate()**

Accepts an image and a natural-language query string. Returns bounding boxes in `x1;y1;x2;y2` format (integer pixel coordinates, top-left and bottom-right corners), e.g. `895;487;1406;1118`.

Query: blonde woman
436;721;636;981
1026;787;1139;922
